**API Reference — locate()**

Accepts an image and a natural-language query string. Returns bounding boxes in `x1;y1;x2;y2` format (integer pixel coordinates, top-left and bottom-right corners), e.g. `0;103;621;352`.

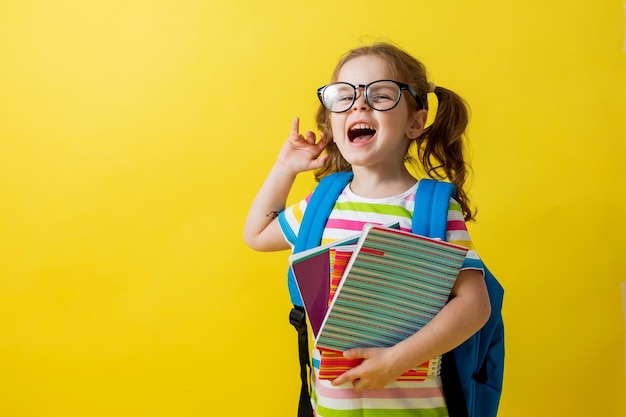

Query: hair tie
428;81;436;93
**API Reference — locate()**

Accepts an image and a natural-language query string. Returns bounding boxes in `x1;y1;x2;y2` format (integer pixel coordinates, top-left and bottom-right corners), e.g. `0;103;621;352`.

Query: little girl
244;42;490;417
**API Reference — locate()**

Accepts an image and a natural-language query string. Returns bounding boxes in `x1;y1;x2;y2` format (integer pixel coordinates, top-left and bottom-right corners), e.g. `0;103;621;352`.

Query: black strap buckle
289;306;307;334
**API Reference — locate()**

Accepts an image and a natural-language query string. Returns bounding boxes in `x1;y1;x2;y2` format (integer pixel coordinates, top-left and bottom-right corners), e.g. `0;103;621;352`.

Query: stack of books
289;224;468;381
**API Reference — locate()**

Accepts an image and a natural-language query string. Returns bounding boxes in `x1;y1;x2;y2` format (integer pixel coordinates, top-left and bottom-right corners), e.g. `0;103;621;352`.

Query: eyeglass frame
316;79;425;113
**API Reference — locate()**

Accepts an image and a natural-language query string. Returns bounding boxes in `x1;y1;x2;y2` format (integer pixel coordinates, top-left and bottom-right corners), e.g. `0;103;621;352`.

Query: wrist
272;161;300;179
388;341;424;374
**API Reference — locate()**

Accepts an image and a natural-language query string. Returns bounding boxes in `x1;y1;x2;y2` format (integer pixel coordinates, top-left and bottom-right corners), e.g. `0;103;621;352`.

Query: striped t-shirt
280;180;483;417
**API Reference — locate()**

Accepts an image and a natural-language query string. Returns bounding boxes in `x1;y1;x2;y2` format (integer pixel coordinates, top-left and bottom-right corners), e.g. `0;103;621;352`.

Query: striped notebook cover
315;224;469;353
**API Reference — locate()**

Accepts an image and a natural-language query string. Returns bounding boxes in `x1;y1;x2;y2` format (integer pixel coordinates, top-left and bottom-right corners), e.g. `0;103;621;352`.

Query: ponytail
416;86;475;221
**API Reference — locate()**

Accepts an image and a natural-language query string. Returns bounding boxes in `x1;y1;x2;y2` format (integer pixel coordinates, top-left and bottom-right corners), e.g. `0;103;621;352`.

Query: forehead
336;55;395;84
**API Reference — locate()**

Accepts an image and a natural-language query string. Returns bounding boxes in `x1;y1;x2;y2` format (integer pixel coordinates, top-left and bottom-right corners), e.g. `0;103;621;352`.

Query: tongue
350;128;376;142
352;133;374;142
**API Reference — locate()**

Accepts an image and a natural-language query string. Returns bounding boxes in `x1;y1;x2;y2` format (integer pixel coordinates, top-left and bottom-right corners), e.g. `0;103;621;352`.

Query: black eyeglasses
317;80;424;113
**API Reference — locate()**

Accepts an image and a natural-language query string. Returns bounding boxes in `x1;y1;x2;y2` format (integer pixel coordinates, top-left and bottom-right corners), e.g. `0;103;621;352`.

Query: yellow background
1;1;624;416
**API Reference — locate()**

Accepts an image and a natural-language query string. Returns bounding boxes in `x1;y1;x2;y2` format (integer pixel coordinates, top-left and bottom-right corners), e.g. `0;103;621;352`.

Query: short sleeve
277;194;311;248
445;198;484;273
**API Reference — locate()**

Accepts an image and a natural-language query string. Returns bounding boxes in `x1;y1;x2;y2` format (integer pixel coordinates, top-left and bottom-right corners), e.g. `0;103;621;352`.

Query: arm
332;268;490;391
243;117;329;252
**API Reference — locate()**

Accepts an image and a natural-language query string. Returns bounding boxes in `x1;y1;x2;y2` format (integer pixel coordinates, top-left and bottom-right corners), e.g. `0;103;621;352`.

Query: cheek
329;115;346;138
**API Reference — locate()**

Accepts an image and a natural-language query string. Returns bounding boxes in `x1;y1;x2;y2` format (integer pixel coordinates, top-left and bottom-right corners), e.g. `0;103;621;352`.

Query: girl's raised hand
277;117;329;174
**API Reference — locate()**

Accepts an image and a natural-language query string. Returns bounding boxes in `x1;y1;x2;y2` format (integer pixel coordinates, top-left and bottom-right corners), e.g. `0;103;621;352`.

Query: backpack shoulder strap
413;179;455;239
294;171;354;254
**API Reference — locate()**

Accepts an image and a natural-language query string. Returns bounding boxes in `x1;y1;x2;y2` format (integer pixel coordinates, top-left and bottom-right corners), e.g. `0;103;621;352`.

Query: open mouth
348;123;377;142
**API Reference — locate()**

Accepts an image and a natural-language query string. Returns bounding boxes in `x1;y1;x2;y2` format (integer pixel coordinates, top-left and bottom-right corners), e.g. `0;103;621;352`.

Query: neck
349;165;417;198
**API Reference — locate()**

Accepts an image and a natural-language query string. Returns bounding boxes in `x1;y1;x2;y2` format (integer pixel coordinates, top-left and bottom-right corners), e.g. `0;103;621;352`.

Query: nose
352;90;370;111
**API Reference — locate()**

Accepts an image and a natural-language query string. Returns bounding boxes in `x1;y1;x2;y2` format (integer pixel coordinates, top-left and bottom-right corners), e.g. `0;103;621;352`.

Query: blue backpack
282;171;505;417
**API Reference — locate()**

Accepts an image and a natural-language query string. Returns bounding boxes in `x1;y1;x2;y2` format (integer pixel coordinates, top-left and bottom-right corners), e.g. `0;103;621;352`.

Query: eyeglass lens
321;81;403;113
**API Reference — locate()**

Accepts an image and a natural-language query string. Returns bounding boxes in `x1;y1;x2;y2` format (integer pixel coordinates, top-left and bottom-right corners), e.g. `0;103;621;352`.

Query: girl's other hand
277;117;329;174
330;347;405;391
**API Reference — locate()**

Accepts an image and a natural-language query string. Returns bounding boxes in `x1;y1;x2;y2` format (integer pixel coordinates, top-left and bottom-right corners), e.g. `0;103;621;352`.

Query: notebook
315;224;469;353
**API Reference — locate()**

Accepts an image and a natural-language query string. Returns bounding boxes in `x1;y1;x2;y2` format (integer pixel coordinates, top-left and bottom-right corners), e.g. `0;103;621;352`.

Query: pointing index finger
291;117;300;135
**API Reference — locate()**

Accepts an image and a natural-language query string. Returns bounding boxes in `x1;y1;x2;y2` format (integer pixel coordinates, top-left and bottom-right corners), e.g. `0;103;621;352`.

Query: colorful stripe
334;201;414;218
314;404;448;417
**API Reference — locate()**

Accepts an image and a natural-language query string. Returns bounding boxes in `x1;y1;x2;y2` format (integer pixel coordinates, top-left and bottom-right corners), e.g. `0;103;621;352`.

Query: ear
406;109;428;139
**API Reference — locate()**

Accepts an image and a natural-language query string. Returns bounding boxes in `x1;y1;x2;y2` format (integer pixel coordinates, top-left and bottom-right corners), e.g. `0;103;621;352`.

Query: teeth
350;123;373;131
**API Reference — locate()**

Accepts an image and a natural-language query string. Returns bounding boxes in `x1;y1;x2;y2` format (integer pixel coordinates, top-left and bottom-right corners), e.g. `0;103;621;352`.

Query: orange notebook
318;349;440;381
